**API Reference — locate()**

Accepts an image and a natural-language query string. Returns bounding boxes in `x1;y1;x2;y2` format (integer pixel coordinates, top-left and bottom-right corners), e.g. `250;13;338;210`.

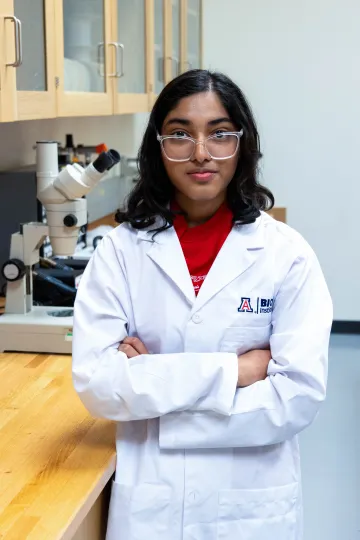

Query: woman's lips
188;171;217;181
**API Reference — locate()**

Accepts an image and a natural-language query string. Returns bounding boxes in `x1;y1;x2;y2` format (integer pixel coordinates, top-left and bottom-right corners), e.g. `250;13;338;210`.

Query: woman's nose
191;140;211;163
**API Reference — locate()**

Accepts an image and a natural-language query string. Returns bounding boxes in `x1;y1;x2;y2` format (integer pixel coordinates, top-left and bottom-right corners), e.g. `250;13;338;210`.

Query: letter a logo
238;297;253;313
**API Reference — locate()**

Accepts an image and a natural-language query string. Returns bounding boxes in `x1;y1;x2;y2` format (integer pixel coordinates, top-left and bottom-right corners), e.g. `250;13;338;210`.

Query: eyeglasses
157;130;244;162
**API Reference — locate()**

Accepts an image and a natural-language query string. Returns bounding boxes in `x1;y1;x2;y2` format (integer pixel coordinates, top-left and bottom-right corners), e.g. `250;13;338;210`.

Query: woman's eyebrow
208;117;233;126
164;118;191;128
164;116;234;128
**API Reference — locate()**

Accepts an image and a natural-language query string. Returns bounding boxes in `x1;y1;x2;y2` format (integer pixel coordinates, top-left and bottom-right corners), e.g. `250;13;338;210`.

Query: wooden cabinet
0;0;203;122
153;0;164;95
154;0;202;99
167;0;203;80
163;0;182;84
55;0;114;117
182;0;202;72
0;0;15;122
112;0;153;114
56;0;153;117
0;0;56;121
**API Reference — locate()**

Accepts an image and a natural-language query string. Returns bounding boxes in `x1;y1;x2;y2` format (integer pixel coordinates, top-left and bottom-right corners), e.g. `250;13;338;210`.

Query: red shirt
173;203;233;295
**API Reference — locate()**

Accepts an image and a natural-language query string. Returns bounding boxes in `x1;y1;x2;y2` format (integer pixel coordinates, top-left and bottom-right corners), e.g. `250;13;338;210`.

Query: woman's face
160;91;239;205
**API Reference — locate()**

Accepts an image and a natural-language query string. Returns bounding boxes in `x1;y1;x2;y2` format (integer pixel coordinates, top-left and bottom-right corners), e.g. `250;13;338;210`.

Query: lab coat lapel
138;227;195;305
194;217;265;312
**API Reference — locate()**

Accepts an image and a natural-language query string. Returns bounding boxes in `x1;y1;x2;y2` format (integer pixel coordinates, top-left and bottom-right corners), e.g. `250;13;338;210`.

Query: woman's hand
118;336;149;358
237;349;272;387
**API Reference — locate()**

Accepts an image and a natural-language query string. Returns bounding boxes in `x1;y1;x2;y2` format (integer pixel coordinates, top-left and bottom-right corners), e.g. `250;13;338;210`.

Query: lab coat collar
137;214;264;309
194;215;264;312
138;224;196;305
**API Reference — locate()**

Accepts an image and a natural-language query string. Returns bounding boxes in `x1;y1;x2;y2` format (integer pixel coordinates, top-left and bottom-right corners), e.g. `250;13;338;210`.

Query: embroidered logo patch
238;297;253;313
238;297;274;314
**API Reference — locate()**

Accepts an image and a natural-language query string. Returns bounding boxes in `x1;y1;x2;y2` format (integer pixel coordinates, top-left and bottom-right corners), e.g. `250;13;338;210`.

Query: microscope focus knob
1;258;26;282
63;214;78;227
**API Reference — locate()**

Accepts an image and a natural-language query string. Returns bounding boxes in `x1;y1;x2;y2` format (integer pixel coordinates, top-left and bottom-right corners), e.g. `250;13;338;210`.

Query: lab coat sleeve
159;248;333;449
72;233;238;422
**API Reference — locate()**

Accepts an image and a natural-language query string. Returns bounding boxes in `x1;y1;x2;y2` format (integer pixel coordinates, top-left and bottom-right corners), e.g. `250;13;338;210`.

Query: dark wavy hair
116;69;274;232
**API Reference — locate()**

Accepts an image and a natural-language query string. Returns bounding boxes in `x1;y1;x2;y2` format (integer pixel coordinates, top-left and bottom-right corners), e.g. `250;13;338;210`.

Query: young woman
72;70;332;540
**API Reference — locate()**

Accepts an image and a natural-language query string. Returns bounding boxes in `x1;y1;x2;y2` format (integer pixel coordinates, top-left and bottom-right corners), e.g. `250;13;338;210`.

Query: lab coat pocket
220;324;271;356
217;482;298;540
106;482;172;540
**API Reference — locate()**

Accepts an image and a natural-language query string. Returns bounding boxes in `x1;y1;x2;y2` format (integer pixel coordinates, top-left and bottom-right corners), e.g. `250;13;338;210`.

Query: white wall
300;335;360;540
203;0;360;321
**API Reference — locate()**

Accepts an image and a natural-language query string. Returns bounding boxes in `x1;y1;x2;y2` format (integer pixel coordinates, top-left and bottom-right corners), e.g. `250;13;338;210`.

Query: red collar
171;201;233;242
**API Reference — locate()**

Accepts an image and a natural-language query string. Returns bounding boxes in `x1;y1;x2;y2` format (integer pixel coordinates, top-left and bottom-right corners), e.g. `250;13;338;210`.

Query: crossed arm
119;336;271;389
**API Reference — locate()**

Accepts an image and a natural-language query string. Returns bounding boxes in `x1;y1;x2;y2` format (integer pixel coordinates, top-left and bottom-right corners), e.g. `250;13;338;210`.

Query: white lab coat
72;212;332;540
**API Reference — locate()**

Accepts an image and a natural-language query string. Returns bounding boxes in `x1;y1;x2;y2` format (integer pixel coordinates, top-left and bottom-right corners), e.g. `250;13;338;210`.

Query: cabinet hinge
55;76;60;89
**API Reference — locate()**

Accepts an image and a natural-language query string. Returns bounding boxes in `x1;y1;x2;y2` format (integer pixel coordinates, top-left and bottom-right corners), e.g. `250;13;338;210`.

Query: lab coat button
188;491;198;502
192;314;202;324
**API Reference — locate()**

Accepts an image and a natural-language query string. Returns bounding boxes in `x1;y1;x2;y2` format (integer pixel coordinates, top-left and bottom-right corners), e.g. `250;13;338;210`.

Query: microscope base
0;306;73;354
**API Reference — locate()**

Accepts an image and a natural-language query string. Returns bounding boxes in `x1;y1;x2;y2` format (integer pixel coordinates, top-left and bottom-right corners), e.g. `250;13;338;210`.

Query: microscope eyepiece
92;149;121;173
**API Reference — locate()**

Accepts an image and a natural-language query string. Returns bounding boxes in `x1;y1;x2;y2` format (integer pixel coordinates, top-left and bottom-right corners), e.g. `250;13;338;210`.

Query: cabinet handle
116;43;125;78
174;58;180;76
5;16;23;67
108;42;124;78
15;18;23;66
158;57;164;83
107;43;117;77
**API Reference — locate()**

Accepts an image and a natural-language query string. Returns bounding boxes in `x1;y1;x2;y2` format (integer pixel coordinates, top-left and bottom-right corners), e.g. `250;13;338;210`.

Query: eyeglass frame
156;129;244;162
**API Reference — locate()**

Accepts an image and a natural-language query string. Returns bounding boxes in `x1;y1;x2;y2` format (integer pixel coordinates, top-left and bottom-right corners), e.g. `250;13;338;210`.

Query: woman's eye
172;131;188;138
213;130;228;139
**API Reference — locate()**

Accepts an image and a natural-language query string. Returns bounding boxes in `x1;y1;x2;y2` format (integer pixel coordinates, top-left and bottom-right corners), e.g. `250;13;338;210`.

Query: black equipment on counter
33;257;88;307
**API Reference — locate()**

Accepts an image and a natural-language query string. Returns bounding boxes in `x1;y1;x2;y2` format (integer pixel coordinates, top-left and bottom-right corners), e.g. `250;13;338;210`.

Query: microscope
0;141;120;354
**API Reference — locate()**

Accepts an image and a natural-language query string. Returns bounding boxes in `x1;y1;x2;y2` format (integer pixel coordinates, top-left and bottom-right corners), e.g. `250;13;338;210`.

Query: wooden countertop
0;353;116;540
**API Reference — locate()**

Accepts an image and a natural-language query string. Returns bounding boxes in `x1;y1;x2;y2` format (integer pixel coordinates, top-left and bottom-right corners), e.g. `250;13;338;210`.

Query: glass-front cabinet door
14;0;47;93
171;0;181;79
0;0;16;121
185;0;202;72
0;0;56;121
112;0;150;114
56;0;113;117
163;0;182;84
154;0;165;96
